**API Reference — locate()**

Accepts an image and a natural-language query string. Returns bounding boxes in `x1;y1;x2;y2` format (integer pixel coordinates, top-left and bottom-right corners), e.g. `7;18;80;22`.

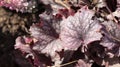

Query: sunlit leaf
60;8;102;50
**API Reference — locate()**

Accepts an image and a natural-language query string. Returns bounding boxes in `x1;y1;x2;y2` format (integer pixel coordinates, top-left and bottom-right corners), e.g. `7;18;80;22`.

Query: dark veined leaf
29;22;64;66
29;22;57;51
38;39;64;66
14;36;32;53
100;21;120;57
60;7;102;50
14;36;52;67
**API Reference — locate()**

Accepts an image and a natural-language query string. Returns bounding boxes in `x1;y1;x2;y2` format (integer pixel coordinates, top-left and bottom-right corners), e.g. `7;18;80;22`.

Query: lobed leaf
60;7;102;50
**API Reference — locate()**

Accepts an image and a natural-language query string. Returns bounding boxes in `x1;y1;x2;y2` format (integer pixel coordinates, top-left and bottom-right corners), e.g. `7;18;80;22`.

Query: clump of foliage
1;0;120;67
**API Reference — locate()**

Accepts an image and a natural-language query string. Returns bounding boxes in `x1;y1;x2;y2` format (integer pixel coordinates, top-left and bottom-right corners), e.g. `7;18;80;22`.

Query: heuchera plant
1;0;120;67
0;0;38;12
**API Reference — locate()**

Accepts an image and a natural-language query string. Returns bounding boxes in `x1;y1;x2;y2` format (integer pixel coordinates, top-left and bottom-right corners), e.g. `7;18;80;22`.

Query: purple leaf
14;36;51;67
29;22;57;51
100;21;120;57
29;22;64;65
14;36;32;53
58;9;75;18
38;39;64;65
60;7;102;50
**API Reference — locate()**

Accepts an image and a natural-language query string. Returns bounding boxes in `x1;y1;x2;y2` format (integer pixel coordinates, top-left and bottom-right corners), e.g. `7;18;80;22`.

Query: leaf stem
60;60;78;67
48;60;78;67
